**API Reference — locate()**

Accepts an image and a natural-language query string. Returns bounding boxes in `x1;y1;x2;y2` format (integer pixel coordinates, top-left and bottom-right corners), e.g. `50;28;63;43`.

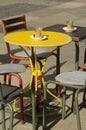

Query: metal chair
43;70;86;130
1;15;30;66
0;63;26;130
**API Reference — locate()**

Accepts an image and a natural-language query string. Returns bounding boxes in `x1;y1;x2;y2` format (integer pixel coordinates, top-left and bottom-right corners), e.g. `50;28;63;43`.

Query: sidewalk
0;0;86;130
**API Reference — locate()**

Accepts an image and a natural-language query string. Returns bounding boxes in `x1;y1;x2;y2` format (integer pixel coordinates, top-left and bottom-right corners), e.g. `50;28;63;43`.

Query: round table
4;30;72;130
4;31;72;47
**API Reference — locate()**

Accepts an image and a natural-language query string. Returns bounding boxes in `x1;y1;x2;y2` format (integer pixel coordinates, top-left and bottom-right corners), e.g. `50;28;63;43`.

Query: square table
44;24;86;70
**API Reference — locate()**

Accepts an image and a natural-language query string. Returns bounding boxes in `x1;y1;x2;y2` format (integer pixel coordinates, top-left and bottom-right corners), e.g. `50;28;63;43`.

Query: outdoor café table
4;30;72;130
44;24;86;70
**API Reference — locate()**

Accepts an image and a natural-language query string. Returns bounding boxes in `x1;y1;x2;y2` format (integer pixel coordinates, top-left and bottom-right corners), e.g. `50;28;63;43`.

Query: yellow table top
4;31;72;47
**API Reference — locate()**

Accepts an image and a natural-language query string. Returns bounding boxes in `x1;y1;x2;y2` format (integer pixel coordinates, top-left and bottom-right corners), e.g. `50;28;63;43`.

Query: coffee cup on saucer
35;27;42;39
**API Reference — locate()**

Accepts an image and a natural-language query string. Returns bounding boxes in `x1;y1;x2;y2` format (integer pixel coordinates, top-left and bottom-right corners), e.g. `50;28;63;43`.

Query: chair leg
56;47;60;74
62;86;66;119
1;103;14;130
1;104;6;130
7;103;14;130
84;48;86;64
43;83;47;130
20;95;24;124
72;90;76;113
83;89;86;102
75;90;81;130
4;74;7;84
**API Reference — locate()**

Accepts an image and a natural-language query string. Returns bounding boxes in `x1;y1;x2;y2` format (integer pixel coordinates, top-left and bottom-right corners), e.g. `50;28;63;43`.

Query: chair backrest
1;15;27;60
1;15;27;35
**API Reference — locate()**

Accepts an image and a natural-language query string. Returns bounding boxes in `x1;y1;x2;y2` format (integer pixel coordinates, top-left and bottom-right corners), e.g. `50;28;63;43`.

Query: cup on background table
66;20;73;29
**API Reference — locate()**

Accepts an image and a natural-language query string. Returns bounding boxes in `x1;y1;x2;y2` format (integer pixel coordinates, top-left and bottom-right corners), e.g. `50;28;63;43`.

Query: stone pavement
0;0;86;130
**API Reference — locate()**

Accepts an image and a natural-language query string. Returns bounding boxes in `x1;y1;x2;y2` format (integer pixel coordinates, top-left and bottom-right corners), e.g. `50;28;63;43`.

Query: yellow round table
4;30;72;130
4;31;72;47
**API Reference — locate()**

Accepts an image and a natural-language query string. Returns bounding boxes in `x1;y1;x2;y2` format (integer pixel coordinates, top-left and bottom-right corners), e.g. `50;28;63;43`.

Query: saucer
30;35;47;40
62;27;77;32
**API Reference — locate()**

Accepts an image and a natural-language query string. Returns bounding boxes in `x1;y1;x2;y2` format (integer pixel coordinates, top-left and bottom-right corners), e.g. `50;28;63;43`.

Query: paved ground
0;0;86;130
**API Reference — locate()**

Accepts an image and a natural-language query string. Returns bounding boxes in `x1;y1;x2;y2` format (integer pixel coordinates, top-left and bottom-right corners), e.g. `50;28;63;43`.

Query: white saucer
62;27;77;32
30;35;47;40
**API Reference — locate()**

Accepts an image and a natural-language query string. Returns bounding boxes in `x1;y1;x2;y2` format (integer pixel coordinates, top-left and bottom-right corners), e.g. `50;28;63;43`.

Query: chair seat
14;49;49;59
0;64;26;74
55;71;86;86
1;84;23;101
